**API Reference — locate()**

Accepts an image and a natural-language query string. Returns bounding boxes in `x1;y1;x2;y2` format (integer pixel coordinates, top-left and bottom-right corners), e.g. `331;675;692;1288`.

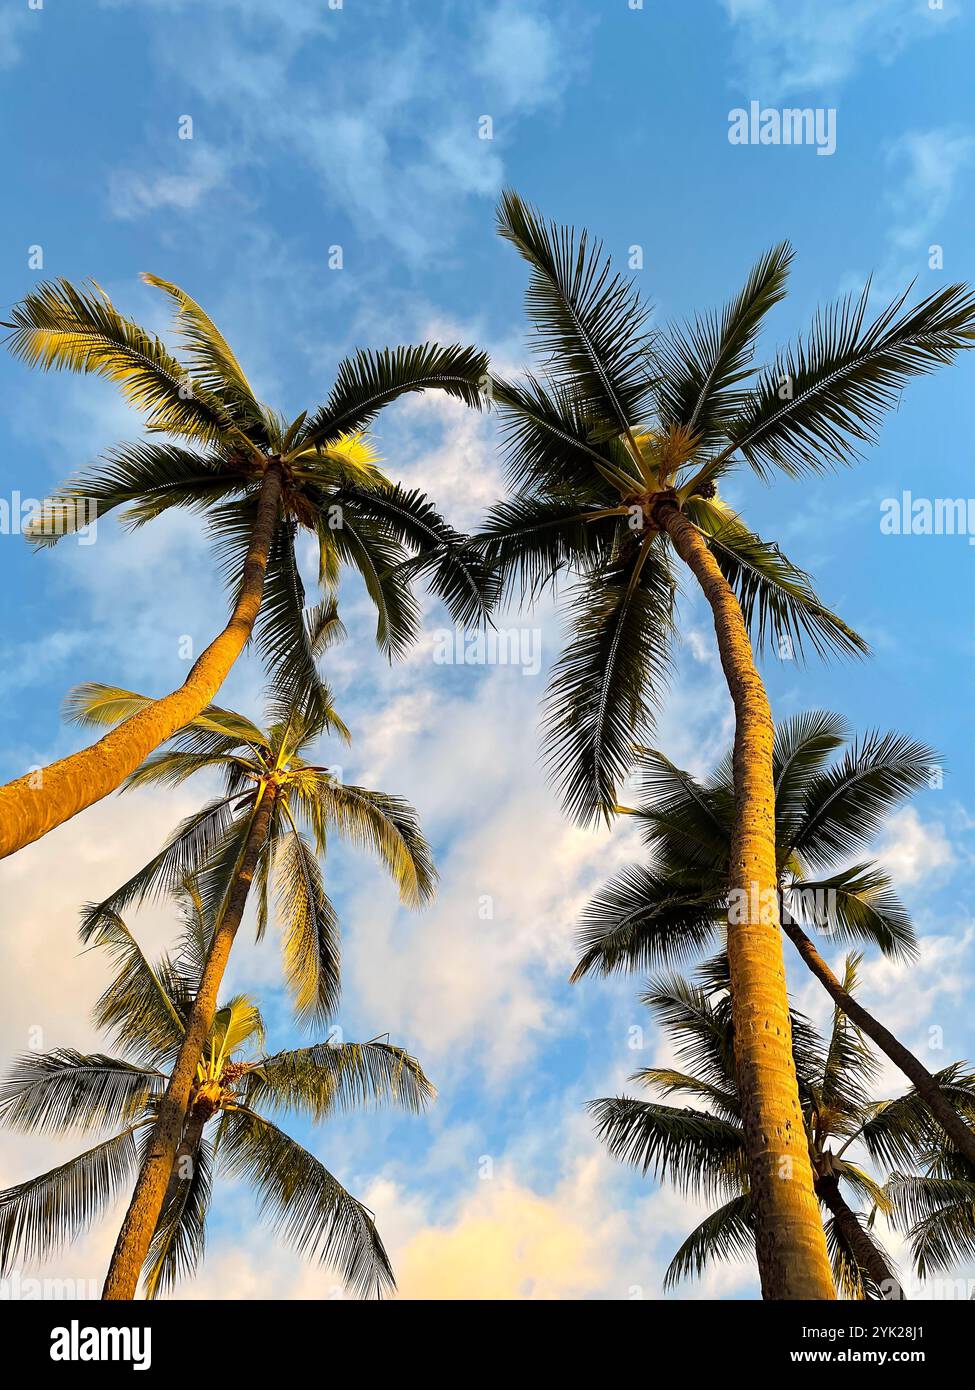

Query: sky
0;0;973;1301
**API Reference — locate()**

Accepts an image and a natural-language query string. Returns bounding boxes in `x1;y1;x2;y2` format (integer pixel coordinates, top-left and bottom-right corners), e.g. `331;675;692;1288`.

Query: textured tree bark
815;1173;904;1298
101;787;276;1300
0;465;284;860
784;920;975;1167
655;494;836;1300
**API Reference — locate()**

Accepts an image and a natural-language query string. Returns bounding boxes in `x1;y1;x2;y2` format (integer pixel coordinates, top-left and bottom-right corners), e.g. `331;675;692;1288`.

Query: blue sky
0;0;973;1299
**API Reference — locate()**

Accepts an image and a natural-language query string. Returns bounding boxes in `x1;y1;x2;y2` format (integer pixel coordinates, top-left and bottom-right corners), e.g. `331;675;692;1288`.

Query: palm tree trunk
814;1173;903;1298
655;493;836;1300
784;919;975;1166
101;786;276;1300
0;465;284;861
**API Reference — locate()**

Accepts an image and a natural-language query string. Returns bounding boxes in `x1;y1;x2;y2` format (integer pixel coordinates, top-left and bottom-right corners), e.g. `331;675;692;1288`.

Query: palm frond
663;1193;754;1289
244;1040;435;1119
3;279;236;444
657;242;793;452
219;1106;395;1298
0;1126;142;1275
712;281;975;480
497;190;656;438
789;730;939;868
302;342;489;448
0;1051;162;1135
542;543;676;826
588;1096;746;1200
571;866;722;981
684;496;867;660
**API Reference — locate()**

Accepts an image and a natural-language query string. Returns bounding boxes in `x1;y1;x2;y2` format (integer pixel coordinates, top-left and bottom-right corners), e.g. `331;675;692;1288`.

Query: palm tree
0;275;492;858
480;190;975;1296
591;958;974;1298
68;656;435;1299
0;881;434;1298
572;709;975;1169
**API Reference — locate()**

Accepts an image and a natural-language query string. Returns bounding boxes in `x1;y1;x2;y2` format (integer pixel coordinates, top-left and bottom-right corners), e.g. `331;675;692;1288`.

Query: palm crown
69;638;435;1026
7;274;494;684
590;958;975;1298
572;709;936;979
0;881;433;1299
480;191;975;824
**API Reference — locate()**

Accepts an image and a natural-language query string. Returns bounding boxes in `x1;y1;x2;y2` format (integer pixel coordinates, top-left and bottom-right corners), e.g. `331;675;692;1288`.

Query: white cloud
108;145;230;220
722;0;954;98
876;805;954;886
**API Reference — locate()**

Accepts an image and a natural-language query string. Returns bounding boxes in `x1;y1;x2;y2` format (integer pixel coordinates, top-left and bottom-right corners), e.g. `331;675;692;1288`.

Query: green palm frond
304;780;436;909
785;863;917;960
476;490;621;605
684;496;867;660
632;748;732;871
789;730;940;868
3;278;236;444
24;443;237;547
326;507;423;658
207;996;265;1061
489;373;637;495
542;543;675;826
663;1193;754;1289
710;280;975;481
244;1039;435;1119
85;909;186;1067
571;867;722;981
588;1096;746;1200
497;190;656;439
301;342;489;448
0;1051;162;1136
334;482;497;627
771;710;851;843
273;821;341;1025
140;273;262;426
219;1106;395;1298
657;241;793;452
0;1126;143;1275
862;1066;975;1170
887;1173;975;1276
78;796;247;940
818;955;879;1116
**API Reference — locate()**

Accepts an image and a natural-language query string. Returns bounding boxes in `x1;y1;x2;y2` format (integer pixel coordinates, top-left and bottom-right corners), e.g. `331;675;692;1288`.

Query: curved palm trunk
0;465;284;861
784;920;975;1167
814;1173;904;1298
102;787;276;1300
655;494;836;1300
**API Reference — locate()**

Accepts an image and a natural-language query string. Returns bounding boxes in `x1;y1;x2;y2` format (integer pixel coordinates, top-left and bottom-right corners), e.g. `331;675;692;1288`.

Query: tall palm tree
68;658;435;1299
591;958;973;1298
0;881;434;1298
572;710;975;1168
0;275;492;858
480;190;975;1296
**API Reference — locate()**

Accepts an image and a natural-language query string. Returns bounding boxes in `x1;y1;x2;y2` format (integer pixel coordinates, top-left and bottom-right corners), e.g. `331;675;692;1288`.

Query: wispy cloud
721;0;956;98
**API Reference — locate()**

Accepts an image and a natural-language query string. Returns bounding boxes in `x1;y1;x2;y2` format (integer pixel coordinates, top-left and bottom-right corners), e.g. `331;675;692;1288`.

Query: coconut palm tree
0;275;492;858
0;881;434;1298
67;649;435;1299
480;190;975;1296
591;958;974;1298
572;709;975;1169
